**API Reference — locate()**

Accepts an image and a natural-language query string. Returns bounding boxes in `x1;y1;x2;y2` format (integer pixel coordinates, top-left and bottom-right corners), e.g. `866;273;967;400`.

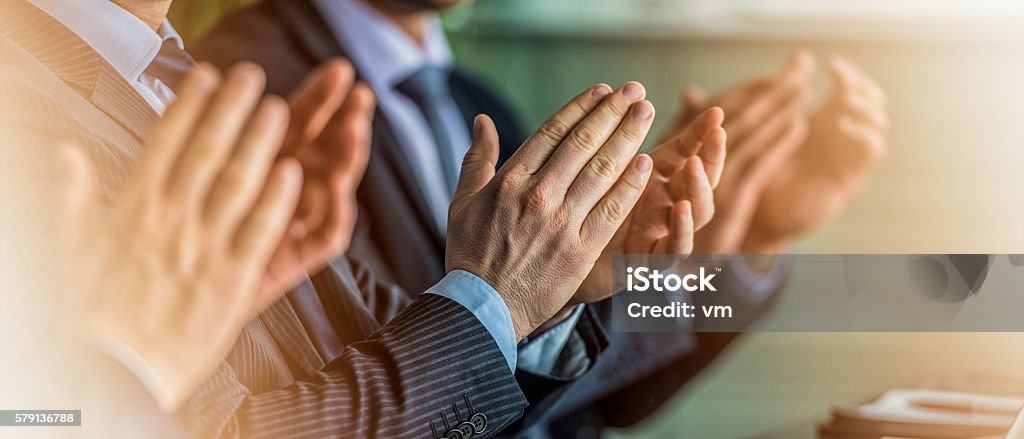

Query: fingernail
591;84;612;100
623;82;645;100
473;115;482;138
633;101;653;121
636;155;652;172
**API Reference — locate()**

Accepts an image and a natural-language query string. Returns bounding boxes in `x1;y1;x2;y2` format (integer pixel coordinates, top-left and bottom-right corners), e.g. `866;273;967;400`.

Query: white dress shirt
312;0;469;235
27;0;181;114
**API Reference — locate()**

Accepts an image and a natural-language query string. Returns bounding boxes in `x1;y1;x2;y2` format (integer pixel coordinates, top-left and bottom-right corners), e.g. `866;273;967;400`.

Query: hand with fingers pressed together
669;51;887;255
62;63;310;411
446;82;657;340
573;101;728;305
744;55;888;253
261;59;375;297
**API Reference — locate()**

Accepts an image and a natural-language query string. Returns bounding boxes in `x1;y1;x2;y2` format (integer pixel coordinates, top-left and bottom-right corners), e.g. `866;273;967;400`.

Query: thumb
452;114;499;204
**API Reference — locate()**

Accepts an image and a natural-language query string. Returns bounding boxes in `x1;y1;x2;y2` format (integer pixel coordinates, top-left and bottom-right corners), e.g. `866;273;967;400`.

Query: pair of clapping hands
63;50;886;411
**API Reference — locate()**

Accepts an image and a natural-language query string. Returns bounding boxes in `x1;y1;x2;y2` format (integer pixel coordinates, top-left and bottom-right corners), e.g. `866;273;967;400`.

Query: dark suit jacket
194;0;778;436
182;259;530;439
0;2;528;438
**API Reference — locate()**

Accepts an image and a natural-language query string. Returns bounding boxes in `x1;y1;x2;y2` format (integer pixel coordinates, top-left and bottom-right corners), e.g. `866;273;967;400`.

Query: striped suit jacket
0;2;528;438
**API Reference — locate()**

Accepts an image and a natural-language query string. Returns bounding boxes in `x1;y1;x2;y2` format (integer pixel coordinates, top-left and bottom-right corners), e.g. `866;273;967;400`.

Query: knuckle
547;208;572;232
623;174;645;196
537;119;572;144
567;98;589;117
495;171;520;197
523;179;553;214
600;199;626;224
460;148;480;166
568;126;601;150
587;153;620;182
618;123;644;145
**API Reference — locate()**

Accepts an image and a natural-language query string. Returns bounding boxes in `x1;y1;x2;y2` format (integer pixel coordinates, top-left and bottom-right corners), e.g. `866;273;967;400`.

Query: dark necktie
394;66;459;195
144;39;196;93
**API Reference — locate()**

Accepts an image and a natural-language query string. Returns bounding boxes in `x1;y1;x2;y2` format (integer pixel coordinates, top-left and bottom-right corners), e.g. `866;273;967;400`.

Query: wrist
527;304;577;339
442;267;536;342
90;327;202;412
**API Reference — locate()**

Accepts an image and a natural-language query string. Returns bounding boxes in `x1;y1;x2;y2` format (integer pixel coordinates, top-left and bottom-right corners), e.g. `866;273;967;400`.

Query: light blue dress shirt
424;271;518;370
314;0;584;375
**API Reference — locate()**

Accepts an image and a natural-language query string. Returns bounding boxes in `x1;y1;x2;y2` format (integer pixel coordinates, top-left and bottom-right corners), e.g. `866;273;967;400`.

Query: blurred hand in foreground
63;63;303;411
446;83;655;339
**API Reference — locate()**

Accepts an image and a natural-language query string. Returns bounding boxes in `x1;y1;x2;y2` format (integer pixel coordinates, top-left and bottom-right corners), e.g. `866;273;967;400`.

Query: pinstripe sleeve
181;294;528;439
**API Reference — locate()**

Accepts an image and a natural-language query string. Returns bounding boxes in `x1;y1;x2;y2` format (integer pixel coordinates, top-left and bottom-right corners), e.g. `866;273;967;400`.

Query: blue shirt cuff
517;305;585;376
425;270;517;372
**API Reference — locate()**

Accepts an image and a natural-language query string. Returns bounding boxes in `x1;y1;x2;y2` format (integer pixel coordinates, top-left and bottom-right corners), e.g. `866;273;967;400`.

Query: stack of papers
819;389;1023;438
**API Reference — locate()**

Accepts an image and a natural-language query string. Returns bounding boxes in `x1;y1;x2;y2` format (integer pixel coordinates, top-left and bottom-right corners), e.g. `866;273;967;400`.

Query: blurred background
170;0;1024;436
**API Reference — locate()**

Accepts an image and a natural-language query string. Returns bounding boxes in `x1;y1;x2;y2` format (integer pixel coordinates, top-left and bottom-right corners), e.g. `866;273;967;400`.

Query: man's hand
446;83;655;340
572;107;727;304
259;60;375;296
62;63;302;411
684;53;816;254
744;56;888;253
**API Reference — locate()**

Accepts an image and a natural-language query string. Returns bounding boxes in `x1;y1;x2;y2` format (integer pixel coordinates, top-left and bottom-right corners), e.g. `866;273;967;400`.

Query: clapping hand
447;83;656;339
260;60;375;296
744;56;888;253
573;106;727;304
62;63;303;410
670;51;886;256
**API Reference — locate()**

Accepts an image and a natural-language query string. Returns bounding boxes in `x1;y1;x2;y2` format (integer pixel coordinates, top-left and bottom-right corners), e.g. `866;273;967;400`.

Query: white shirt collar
27;0;182;83
313;0;453;91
